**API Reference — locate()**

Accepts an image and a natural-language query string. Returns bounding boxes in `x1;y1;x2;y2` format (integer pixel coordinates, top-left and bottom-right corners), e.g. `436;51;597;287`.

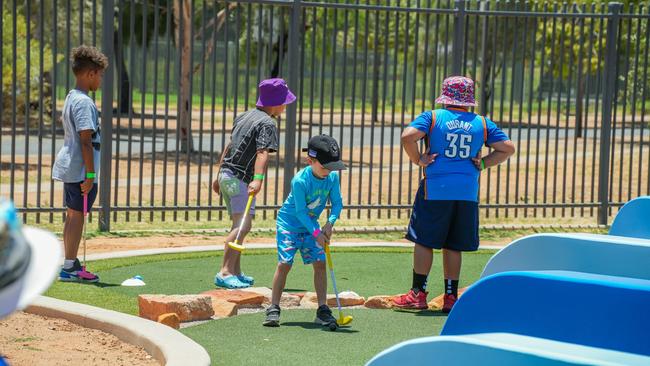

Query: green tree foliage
2;6;61;125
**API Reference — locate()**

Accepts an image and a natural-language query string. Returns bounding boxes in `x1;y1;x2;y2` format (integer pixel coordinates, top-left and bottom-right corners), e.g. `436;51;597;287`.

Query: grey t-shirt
52;89;101;183
222;108;279;183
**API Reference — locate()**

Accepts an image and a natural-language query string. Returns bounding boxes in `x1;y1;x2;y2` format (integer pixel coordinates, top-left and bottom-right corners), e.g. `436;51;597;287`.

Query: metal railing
1;0;648;231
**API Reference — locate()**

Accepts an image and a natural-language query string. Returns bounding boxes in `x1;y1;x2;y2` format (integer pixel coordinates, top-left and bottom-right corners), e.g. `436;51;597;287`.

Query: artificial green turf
182;308;449;366
46;248;494;365
46;248;494;315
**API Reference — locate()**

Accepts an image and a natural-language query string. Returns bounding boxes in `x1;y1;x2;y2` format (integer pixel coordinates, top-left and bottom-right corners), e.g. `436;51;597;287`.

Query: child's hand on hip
80;178;94;194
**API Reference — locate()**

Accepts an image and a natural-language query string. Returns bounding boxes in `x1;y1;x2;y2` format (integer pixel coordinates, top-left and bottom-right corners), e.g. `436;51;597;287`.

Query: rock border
26;296;210;366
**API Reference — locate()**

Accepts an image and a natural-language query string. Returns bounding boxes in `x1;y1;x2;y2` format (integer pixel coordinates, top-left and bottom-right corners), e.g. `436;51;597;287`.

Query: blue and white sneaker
59;258;99;283
237;272;254;285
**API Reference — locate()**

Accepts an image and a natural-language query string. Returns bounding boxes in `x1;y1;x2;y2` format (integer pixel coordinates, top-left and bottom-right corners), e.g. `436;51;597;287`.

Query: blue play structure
367;196;650;366
368;333;650;366
442;271;650;356
609;196;650;239
480;233;650;279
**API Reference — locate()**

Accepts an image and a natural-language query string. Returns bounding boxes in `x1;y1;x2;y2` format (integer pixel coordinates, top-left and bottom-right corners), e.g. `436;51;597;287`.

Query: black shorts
64;182;98;213
405;182;479;252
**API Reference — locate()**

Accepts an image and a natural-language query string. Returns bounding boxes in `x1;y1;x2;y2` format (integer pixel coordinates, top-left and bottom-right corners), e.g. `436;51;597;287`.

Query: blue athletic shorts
64;182;98;213
405;181;479;252
276;227;326;265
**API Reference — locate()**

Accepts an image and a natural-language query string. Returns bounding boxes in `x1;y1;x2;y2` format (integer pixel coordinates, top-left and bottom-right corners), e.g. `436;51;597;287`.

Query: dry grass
3;105;649;227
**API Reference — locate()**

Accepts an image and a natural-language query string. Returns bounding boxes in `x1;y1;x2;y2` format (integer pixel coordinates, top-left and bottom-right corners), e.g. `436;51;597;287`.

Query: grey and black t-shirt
221;108;279;183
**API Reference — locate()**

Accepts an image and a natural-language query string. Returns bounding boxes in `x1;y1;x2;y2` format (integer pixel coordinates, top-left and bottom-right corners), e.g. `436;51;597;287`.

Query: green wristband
253;174;265;181
86;172;96;179
480;159;486;171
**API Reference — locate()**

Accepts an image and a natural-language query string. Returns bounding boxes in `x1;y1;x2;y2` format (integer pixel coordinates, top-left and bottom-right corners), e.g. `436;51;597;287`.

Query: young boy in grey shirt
52;45;107;283
213;78;296;289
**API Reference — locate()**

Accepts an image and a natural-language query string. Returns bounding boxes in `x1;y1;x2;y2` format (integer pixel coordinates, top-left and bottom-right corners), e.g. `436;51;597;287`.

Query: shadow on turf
60;281;120;288
391;309;448;318
281;321;359;333
93;282;121;288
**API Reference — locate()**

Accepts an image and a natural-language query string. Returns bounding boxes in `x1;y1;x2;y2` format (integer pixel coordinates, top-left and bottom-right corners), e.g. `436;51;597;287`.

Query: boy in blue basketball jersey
393;76;515;312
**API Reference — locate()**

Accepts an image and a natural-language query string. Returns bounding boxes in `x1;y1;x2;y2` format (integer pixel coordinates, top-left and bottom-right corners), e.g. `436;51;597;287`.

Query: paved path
86;241;505;261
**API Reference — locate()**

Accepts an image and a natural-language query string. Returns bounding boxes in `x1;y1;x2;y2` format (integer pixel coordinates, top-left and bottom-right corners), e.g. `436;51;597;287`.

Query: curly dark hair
71;45;108;74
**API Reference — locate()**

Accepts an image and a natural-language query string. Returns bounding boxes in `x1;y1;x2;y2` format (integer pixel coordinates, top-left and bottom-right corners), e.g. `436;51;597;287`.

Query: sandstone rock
138;295;214;322
289;292;306;300
244;287;273;302
303;291;365;308
428;287;468;310
200;289;265;308
211;298;238;318
364;295;396;309
157;313;180;329
326;291;365;307
299;292;319;309
280;293;302;308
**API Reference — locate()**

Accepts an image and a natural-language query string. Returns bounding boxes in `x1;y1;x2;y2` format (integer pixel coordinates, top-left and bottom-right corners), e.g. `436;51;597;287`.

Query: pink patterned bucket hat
435;76;477;107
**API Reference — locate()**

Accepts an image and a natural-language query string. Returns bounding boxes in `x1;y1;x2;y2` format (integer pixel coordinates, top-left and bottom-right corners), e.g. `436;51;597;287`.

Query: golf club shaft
325;244;344;315
234;194;254;244
83;193;88;268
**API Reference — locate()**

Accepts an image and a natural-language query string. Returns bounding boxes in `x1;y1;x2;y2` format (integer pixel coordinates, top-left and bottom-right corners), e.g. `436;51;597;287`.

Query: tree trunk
576;75;585;138
371;52;380;123
174;0;195;153
271;30;290;78
114;30;132;114
192;3;237;75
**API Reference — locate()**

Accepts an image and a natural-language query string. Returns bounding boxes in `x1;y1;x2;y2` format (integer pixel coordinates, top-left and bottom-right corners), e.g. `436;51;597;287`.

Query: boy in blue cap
213;78;296;289
263;134;345;328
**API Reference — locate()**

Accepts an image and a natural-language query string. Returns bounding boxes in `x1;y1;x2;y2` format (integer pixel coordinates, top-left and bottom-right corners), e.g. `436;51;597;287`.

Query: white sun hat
0;199;62;319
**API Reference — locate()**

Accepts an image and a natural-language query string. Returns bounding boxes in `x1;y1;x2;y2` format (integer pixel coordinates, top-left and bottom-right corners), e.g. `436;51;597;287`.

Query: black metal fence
1;0;648;231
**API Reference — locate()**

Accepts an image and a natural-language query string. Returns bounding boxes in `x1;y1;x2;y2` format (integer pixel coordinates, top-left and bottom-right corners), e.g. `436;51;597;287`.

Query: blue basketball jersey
409;108;509;202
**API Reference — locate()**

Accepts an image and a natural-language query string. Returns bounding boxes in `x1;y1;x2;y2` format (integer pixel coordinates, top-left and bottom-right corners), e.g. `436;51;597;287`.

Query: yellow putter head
227;241;245;252
338;314;353;326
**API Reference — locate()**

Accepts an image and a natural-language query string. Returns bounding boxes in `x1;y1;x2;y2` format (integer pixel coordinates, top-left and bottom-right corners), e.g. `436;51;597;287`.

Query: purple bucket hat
256;78;297;107
435;76;477;107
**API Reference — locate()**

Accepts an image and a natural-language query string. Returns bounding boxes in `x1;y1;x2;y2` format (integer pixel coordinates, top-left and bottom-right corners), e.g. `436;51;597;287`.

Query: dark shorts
64;182;98;213
405;182;479;252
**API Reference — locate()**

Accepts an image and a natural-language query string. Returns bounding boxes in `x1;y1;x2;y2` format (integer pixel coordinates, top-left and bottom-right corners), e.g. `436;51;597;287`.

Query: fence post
597;2;621;226
479;0;488;115
99;0;115;231
283;0;301;199
452;0;466;75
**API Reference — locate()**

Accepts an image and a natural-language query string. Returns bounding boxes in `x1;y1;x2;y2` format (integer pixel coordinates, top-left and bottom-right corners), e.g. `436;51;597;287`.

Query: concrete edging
86;242;504;261
26;296;210;366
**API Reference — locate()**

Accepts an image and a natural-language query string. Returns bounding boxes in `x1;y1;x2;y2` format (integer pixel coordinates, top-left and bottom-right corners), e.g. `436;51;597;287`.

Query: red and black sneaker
393;289;428;310
442;294;457;313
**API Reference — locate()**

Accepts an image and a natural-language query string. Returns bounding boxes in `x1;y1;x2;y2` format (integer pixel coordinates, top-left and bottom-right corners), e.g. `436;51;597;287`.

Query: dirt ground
0;312;159;366
81;233;405;254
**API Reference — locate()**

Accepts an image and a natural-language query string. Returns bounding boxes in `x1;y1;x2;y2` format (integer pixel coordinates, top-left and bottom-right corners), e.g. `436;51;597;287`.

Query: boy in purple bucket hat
393;76;515;312
212;78;296;289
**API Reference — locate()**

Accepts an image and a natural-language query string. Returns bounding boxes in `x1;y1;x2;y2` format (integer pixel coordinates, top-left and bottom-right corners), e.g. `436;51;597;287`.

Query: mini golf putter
74;193;96;281
227;193;255;252
324;242;354;327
